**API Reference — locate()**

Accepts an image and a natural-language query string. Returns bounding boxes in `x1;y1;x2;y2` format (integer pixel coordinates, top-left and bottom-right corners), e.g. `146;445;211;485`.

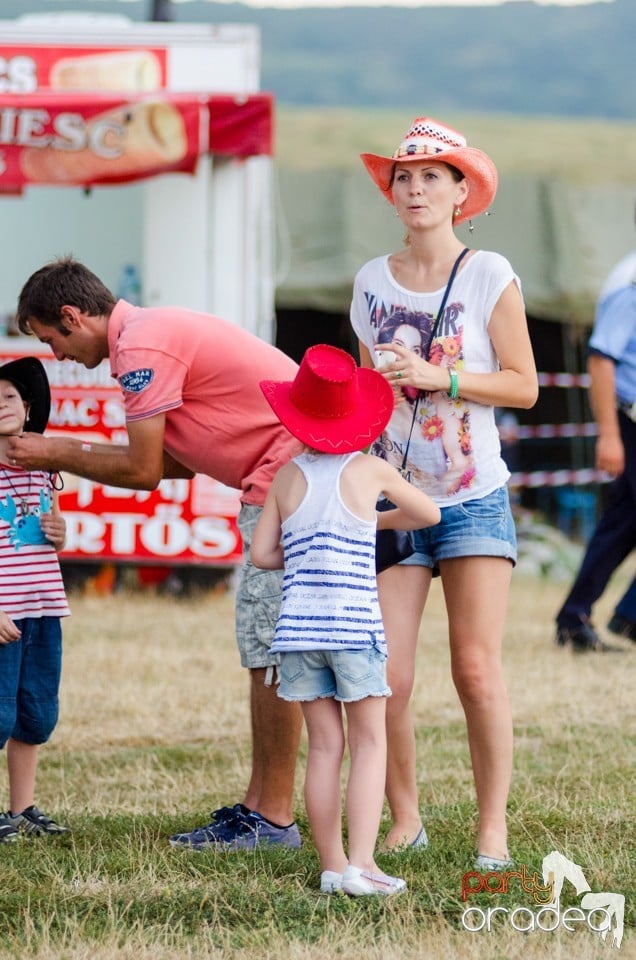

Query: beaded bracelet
448;368;459;400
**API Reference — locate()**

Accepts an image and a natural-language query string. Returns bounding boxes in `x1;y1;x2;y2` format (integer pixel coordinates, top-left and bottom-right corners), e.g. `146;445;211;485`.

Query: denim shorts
277;647;391;703
401;485;517;569
0;617;62;748
235;504;283;671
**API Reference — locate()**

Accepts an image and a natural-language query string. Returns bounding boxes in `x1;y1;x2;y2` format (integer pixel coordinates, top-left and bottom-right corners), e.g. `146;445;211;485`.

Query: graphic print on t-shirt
365;293;476;497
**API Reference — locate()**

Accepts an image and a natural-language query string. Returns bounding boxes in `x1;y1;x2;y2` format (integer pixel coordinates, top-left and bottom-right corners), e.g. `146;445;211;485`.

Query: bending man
10;256;303;850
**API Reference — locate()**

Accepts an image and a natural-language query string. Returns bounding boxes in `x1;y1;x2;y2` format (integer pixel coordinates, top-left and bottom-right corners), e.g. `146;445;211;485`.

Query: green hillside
276;107;636;183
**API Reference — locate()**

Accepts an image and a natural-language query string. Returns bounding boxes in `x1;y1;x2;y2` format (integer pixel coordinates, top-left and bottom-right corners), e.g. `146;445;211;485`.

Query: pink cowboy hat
260;343;394;454
360;116;498;224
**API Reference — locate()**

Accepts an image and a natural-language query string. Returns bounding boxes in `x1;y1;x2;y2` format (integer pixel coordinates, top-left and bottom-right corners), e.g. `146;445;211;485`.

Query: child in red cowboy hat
351;116;538;869
0;357;70;842
251;343;440;896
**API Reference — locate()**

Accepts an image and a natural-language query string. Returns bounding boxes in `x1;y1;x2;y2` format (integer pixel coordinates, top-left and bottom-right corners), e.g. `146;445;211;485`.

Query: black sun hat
0;357;51;433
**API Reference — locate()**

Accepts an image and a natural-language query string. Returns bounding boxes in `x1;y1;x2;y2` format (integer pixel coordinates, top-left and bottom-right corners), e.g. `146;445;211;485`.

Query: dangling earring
454;206;462;220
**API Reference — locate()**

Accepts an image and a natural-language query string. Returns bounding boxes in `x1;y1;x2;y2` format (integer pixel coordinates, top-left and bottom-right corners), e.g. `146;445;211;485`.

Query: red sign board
0;44;170;93
0;42;273;191
1;342;243;567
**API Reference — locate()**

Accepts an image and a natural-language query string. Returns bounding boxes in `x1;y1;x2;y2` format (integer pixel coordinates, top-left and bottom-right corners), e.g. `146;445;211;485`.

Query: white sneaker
342;865;406;897
411;825;428;848
320;870;343;893
475;854;514;872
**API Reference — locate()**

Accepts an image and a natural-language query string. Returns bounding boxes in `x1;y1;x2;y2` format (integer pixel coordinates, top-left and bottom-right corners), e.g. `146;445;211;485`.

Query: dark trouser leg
557;413;636;627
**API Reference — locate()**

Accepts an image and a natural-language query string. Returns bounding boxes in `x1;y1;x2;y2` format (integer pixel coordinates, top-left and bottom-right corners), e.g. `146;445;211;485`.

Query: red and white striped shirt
0;467;70;620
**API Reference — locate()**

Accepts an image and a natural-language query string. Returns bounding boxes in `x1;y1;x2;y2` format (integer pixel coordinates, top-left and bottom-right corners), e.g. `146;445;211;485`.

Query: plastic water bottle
117;264;142;306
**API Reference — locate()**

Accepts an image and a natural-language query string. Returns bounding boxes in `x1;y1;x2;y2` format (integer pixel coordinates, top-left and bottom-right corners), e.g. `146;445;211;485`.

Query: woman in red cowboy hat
251;344;440;896
351;117;538;869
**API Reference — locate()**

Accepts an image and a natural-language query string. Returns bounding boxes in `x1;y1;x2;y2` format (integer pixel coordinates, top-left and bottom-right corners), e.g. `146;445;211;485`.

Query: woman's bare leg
441;556;513;860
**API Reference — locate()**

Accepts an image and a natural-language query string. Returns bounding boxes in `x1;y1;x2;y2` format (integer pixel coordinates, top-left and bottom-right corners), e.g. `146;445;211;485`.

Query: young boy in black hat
0;357;70;842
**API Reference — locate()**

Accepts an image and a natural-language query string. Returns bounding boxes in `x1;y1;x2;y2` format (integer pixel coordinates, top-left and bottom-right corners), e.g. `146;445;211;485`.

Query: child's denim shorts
0;616;62;747
401;485;517;569
277;647;391;703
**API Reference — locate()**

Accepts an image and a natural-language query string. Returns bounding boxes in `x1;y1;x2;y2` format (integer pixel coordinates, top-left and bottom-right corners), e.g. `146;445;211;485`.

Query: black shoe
7;805;69;836
555;621;618;652
0;814;19;843
607;613;636;642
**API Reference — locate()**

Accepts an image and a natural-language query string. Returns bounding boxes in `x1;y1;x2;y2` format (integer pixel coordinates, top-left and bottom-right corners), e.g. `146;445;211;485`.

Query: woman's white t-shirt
350;249;520;505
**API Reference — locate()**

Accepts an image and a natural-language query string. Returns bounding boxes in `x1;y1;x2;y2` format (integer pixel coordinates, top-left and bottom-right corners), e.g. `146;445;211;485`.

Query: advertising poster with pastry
0;44;168;93
0;42;272;188
2;92;201;188
0;22;269;568
0;42;204;188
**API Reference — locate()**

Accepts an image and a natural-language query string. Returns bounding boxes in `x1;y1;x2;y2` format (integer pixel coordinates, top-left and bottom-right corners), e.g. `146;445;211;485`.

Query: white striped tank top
270;452;385;654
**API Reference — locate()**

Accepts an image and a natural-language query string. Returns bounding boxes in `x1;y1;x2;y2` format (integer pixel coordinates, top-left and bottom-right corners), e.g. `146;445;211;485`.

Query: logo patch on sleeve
119;368;154;393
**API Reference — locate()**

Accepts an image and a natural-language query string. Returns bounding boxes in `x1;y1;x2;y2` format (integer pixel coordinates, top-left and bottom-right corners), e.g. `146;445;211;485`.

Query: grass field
0;561;634;959
276;107;636;184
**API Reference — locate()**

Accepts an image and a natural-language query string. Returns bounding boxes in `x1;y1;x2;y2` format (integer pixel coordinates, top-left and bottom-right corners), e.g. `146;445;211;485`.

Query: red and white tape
508;468;609;488
537;372;590;388
514;422;598;439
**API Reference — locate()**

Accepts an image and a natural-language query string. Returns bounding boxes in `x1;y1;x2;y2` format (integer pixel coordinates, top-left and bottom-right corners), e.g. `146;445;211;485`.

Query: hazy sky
38;0;614;8
151;0;612;7
165;0;611;7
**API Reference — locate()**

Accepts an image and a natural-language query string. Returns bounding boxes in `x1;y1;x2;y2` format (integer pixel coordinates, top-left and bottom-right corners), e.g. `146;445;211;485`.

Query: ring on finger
396;371;403;379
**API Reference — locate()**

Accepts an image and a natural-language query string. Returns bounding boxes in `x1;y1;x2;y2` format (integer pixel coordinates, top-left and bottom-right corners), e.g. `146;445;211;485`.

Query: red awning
0;91;273;192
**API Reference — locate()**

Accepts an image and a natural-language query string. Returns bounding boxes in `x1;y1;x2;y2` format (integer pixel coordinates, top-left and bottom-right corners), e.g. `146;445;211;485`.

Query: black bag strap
399;246;470;473
427;246;470;351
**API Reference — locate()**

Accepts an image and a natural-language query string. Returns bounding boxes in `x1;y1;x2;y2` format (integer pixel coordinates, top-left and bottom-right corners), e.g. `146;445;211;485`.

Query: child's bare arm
40;491;67;552
376;463;441;531
250;481;284;570
0;610;21;644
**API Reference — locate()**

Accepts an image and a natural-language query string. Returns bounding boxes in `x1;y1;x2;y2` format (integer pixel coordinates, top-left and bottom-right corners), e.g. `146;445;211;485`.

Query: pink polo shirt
107;300;301;505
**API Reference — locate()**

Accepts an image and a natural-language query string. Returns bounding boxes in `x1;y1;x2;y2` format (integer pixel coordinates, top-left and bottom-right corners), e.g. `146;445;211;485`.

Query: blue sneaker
169;806;301;850
214;810;301;850
169;803;246;848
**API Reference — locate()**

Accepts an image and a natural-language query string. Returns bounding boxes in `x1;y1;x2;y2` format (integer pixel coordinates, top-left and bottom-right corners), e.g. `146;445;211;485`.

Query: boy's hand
40;513;67;551
0;611;20;644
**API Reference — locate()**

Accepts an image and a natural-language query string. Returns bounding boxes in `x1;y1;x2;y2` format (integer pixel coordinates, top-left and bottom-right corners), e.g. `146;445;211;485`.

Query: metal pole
150;0;174;21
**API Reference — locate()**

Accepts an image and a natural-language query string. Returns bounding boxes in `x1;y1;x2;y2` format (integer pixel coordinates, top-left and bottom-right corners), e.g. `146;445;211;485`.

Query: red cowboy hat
360;116;498;224
260;344;394;454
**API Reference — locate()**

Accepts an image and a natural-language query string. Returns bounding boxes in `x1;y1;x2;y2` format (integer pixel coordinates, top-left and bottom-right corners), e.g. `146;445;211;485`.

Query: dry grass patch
0;565;633;959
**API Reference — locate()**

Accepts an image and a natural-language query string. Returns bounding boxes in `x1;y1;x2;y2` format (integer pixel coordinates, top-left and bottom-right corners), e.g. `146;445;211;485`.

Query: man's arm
8;413;167;490
588;351;624;476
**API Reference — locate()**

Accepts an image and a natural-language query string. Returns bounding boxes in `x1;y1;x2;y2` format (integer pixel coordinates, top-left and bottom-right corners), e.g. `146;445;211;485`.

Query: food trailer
0;12;276;571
